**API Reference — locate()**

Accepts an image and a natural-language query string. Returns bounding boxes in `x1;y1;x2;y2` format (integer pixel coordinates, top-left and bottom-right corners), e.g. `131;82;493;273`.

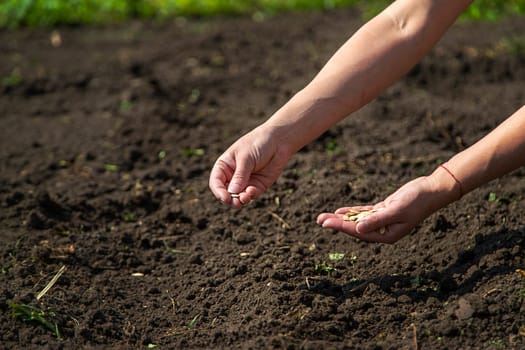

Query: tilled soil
1;8;524;349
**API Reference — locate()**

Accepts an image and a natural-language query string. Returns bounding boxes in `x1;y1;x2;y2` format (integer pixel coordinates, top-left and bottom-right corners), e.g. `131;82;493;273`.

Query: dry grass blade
411;323;418;350
268;211;291;229
37;265;66;300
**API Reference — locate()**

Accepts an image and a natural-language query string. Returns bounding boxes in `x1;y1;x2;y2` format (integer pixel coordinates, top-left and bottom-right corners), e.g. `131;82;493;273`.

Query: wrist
427;164;463;209
255;121;296;160
264;88;346;154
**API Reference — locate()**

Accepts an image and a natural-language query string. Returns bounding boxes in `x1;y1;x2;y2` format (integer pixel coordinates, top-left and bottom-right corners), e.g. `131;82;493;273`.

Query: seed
343;209;387;235
343;209;376;222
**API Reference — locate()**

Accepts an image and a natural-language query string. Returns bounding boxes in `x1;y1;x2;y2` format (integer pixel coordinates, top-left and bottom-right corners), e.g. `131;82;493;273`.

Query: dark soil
1;8;524;349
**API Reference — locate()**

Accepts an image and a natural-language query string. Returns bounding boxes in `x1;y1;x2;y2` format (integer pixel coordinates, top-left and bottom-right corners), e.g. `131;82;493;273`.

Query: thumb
355;208;395;234
227;157;254;194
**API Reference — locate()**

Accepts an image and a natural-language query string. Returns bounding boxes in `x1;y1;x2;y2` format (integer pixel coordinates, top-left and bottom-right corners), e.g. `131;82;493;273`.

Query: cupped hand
317;176;444;243
209;125;292;208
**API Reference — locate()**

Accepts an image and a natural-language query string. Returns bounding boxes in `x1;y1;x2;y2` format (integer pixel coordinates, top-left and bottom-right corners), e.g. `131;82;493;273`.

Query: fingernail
356;221;368;234
227;183;242;194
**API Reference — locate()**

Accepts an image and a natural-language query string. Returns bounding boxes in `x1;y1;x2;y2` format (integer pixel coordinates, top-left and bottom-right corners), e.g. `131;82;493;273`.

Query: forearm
265;0;472;154
445;105;525;194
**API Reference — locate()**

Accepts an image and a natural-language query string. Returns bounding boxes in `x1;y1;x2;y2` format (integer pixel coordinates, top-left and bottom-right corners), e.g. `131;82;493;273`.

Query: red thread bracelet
438;164;463;199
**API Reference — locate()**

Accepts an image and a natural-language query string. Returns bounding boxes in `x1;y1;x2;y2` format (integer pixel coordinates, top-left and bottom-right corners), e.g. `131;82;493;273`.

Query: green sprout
410;276;422;287
488;192;498;202
2;68;22;87
181;148;205;157
314;261;336;275
123;212;136;222
187;314;200;329
119;99;132;111
104;163;119;172
487;338;506;349
158;150;167;160
328;252;345;261
325;139;339;155
9;302;60;338
188;88;201;104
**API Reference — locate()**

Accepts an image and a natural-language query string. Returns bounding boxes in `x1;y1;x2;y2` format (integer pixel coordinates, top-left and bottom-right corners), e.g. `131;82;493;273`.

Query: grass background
0;0;524;28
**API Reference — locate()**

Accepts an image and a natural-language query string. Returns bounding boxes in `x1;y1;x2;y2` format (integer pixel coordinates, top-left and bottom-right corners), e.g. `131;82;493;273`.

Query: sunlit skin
209;0;525;243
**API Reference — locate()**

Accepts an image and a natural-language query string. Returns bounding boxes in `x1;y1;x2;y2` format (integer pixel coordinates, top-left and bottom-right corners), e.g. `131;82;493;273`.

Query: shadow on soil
307;226;524;303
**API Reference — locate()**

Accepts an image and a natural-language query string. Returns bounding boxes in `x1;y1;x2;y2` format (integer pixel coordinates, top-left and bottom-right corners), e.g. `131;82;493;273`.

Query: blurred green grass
0;0;524;28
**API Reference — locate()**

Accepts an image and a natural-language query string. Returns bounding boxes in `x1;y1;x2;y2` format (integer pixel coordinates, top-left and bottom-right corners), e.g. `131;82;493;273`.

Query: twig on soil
345;278;378;296
268;211;291;229
168;295;176;313
410;323;418;350
171;249;192;255
483;288;502;297
37;265;66;300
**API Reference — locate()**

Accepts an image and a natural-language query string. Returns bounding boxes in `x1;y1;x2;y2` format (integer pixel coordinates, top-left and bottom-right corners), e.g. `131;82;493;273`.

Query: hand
209;124;292;208
317;176;448;243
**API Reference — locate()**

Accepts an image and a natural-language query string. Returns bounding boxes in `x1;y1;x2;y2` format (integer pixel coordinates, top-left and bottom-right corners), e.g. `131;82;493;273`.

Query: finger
230;197;244;209
238;192;252;206
316;212;343;225
244;176;270;200
319;216;357;232
346;223;410;244
209;160;234;203
355;207;397;234
320;216;390;243
227;154;254;194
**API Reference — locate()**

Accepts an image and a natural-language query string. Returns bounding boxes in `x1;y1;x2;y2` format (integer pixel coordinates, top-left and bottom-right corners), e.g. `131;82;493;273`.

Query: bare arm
442;105;525;196
210;0;472;206
267;0;473;156
318;105;525;243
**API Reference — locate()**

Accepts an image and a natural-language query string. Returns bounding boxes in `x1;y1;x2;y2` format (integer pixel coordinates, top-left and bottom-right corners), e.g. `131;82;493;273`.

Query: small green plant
188;88;201;104
487;338;506;349
182;148;205;157
2;68;22;87
9;302;60;338
104;163;119;172
187;314;200;329
488;192;498;202
325;139;340;155
123;212;136;222
314;260;336;275
158;150;167;160
410;276;422;287
328;252;345;261
119;99;132;111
